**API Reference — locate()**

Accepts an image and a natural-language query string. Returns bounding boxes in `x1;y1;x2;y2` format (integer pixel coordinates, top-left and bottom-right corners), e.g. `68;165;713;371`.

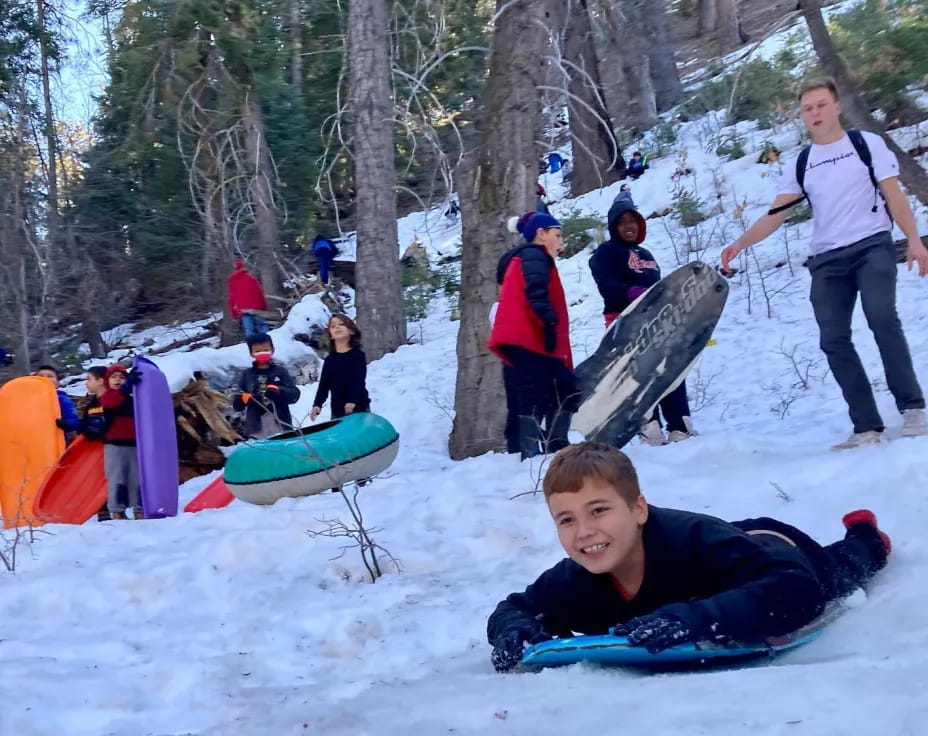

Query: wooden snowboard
570;261;728;447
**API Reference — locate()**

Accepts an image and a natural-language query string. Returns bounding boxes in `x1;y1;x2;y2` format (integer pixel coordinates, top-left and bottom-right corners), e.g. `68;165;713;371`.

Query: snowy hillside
5;54;928;736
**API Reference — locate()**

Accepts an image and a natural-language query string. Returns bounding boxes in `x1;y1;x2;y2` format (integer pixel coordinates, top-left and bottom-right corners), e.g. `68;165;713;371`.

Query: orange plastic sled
184;474;235;513
0;376;65;528
34;436;107;525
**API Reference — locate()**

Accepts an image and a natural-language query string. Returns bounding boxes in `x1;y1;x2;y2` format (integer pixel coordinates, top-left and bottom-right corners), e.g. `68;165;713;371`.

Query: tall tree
798;0;928;205
448;0;552;459
699;0;717;37
715;0;742;53
560;0;624;194
641;0;683;111
348;0;406;360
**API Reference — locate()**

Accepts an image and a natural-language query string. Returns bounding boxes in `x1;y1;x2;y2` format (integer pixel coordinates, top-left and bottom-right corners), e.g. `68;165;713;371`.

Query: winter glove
627;285;648;302
240;392;252;405
55;418;65;429
490;622;551;673
613;613;694;654
543;322;557;354
124;370;142;389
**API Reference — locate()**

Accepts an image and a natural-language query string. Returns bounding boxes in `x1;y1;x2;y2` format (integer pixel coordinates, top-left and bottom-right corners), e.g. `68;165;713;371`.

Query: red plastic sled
184;474;235;513
33;436;107;525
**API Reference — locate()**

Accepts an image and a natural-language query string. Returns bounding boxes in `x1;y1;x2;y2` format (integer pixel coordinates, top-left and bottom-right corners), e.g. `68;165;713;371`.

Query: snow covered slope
4;56;928;736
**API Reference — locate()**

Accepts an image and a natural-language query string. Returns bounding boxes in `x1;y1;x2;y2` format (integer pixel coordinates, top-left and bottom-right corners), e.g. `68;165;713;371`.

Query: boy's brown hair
798;77;839;103
543;442;641;505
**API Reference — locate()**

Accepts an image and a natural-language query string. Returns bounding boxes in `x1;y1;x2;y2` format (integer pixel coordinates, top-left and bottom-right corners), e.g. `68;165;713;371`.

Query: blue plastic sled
521;628;824;671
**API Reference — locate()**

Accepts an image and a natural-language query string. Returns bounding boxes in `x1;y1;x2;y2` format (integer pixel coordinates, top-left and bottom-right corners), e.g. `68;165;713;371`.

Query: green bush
830;0;928;126
714;132;746;161
559;208;605;258
401;259;438;322
673;187;707;228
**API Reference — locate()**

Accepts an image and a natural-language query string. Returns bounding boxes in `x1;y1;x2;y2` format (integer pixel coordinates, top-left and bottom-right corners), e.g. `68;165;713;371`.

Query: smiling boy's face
547;477;648;577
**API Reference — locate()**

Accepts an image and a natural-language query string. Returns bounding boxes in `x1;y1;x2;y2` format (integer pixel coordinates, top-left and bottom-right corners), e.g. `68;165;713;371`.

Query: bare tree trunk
641;0;683;111
348;0;407;361
289;0;303;90
448;0;552;460
798;0;928;205
699;0;718;36
561;0;624;194
242;93;284;301
598;0;657;133
716;0;742;53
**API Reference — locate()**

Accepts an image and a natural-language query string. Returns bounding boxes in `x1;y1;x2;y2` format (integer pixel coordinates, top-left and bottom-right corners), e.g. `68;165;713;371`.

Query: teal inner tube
224;412;399;504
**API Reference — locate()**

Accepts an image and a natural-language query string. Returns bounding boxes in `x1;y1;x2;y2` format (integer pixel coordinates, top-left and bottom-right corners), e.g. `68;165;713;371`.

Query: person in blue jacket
589;197;694;445
35;365;79;443
487;442;891;672
627;151;649;180
312;234;339;285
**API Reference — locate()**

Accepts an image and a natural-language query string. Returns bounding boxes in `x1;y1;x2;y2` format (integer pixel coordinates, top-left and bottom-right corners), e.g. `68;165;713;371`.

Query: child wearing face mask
232;332;301;438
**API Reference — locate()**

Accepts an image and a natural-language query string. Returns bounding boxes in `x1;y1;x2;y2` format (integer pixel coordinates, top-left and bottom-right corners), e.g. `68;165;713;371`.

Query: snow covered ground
5;44;928;736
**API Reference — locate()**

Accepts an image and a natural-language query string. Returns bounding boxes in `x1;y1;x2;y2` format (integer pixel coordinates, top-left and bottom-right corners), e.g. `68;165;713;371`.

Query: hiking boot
667;429;692;443
682;416;698;436
901;408;927;438
638;420;666;446
132;508;145;520
842;509;892;555
830;430;887;451
111;510;127;520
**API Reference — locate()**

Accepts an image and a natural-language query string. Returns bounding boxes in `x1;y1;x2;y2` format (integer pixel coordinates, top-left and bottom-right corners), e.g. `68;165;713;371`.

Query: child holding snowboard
233;332;301;438
589;198;695;445
310;314;371;421
80;365;125;522
34;364;79;443
489;212;579;459
487;442;890;673
99;364;144;520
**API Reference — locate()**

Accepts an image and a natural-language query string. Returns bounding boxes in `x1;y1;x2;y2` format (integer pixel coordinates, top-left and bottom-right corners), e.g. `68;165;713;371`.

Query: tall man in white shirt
721;78;928;449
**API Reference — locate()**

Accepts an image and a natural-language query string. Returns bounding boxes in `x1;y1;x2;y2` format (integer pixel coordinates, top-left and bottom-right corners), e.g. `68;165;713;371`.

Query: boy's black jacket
233;360;300;436
487;505;827;646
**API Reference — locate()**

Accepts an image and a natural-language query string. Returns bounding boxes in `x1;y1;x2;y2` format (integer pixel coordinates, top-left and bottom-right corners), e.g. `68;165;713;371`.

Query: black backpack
769;129;890;220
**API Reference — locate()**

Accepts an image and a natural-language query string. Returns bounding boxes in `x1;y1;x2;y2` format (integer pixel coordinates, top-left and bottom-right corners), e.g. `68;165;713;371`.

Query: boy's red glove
266;384;279;392
240;392;252;404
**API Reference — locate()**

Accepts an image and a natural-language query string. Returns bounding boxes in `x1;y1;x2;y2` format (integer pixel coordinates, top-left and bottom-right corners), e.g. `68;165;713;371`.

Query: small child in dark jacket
99;364;143;520
233;332;301;438
311;313;371;421
487;442;890;673
80;365;126;522
589;198;695;445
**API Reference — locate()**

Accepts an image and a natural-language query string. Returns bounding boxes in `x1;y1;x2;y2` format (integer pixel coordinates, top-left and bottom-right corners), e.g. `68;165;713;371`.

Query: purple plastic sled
133;356;179;518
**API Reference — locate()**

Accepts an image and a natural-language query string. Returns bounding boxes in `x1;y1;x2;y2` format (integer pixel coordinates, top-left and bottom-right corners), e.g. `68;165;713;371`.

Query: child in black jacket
487;442;890;673
589;198;694;445
311;313;371;421
232;333;301;438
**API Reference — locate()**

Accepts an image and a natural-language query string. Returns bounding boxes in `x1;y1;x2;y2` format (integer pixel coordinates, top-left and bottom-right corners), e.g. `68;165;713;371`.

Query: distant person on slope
232;332;300;438
489;212;579;459
227;260;269;338
0;346;12;366
589;198;695;445
312;235;338;286
626;151;649;180
721;78;928;450
611;183;635;209
487;442;891;672
34;364;79;444
310;314;371;421
536;185;551;215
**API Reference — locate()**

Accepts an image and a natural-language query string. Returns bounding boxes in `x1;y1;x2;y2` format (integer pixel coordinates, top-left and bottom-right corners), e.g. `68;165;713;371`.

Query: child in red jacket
99;364;143;519
489;212;578;459
227;260;269;338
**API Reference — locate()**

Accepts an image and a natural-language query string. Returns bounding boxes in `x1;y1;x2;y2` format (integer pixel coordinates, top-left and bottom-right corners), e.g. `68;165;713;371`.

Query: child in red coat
489;212;578;459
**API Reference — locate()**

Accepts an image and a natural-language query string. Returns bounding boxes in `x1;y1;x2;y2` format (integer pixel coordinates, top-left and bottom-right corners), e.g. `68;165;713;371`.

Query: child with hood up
589;197;695;445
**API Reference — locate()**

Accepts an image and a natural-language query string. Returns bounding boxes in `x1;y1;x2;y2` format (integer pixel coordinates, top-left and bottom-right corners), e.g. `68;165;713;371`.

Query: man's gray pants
809;231;925;434
104;444;141;514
